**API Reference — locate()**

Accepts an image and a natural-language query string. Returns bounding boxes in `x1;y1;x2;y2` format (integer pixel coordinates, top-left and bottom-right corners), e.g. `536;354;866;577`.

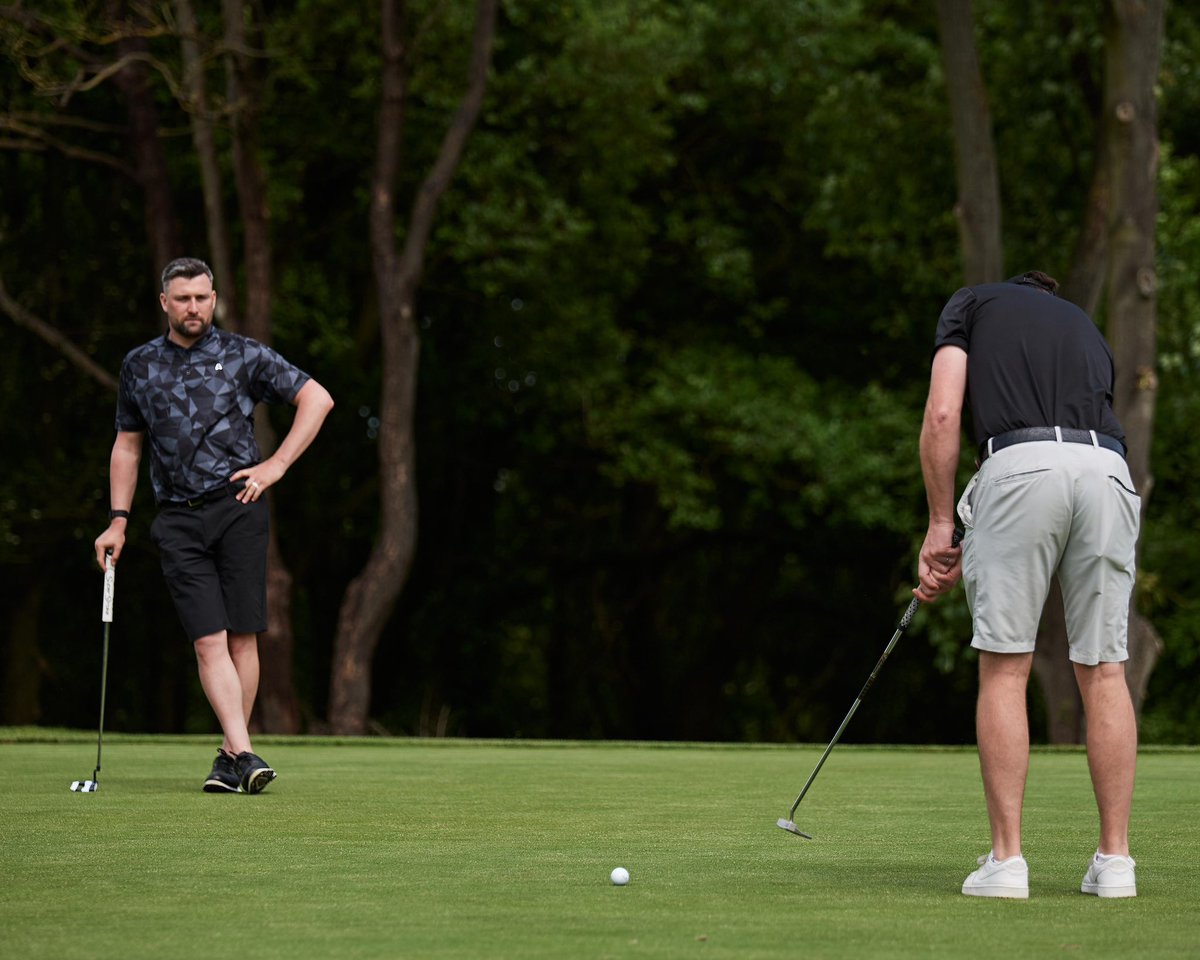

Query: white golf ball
610;867;630;886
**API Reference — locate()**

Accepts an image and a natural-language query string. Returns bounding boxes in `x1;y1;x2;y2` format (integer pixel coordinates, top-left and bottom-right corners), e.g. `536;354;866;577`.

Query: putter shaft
93;619;110;782
77;552;114;792
784;597;917;823
778;528;963;836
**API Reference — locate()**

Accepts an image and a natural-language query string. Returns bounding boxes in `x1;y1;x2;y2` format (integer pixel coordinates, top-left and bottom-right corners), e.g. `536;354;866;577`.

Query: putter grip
102;552;115;624
900;528;965;629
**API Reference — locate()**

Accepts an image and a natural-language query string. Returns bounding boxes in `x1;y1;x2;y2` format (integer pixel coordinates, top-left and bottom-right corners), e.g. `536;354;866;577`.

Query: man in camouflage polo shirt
94;257;334;794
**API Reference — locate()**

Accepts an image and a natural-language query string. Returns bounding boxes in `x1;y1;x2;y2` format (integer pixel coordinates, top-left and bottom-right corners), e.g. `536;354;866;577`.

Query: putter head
70;780;99;793
776;818;812;839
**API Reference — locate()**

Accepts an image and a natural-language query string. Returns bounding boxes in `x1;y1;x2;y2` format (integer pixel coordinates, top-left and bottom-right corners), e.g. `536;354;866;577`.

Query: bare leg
228;632;261;734
1074;661;1137;856
976;651;1034;860
194;631;253;756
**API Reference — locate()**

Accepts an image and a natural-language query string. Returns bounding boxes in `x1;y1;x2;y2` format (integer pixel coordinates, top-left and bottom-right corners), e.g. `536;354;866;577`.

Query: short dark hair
161;257;214;292
1006;270;1059;294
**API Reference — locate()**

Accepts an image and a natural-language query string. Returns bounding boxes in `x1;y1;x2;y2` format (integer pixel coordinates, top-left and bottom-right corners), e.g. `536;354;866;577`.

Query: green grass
1;732;1197;959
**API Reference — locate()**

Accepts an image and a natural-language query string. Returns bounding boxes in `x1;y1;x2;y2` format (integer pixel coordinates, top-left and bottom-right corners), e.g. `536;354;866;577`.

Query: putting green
1;732;1196;959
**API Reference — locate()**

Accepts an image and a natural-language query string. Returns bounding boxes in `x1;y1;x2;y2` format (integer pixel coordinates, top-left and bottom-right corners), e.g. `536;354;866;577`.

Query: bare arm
231;378;335;501
94;430;144;570
915;345;967;601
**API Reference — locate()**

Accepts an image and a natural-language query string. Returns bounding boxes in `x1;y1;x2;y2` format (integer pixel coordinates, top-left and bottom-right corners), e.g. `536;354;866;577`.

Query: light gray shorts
956;439;1140;664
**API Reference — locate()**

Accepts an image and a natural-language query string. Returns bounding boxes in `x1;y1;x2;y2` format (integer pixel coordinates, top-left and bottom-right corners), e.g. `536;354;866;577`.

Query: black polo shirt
115;327;311;504
933;281;1124;448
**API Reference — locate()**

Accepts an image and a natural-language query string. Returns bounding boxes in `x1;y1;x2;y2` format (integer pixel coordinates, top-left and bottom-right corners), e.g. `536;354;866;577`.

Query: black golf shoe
235;751;277;794
203;749;241;793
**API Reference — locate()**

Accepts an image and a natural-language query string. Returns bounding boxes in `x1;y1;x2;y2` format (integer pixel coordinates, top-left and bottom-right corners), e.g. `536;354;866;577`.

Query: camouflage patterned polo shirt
116;327;311;504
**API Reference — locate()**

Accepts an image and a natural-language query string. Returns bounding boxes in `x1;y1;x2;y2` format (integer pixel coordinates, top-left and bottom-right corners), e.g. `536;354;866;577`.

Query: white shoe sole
963;884;1029;899
1081;882;1136;898
242;767;277;794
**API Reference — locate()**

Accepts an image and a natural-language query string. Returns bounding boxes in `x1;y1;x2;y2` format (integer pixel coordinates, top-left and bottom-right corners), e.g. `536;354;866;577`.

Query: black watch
109;509;130;521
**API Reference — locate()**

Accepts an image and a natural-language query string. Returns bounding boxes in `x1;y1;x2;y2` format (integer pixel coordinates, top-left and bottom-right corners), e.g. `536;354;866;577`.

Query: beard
168;313;212;342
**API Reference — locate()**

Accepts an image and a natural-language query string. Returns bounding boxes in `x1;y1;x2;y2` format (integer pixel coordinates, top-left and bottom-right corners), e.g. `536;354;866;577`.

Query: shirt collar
162;325;218;353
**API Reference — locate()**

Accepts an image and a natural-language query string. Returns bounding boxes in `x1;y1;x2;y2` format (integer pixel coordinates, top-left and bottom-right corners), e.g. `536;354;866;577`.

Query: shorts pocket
991;467;1051;486
1109;475;1139;498
1108;474;1142;526
1106;474;1141;564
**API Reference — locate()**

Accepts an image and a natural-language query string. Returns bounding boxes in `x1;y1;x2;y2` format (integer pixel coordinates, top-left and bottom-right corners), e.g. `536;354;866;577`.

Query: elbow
926;406;959;430
921;407;961;444
303;380;335;415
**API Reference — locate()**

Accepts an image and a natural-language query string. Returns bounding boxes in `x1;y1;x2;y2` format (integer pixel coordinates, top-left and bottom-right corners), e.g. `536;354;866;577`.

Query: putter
776;528;964;839
71;550;115;794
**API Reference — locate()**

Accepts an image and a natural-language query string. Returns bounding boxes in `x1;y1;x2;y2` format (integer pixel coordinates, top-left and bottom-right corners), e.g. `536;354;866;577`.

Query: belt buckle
185;495;202;508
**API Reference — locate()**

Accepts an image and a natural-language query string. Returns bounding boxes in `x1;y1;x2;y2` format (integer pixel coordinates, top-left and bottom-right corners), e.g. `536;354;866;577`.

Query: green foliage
802;4;959;300
1139;142;1200;743
590;345;924;534
2;0;1199;743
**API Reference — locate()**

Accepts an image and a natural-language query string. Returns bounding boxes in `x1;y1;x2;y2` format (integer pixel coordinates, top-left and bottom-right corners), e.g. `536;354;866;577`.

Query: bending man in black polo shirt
94;257;334;794
914;271;1140;899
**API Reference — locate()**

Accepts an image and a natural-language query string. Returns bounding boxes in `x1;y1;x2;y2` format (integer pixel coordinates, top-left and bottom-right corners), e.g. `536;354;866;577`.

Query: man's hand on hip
230;458;286;503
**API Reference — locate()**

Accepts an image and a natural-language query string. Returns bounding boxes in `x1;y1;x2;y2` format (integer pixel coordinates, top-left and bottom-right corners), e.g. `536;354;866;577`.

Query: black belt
163;481;246;509
979;427;1126;464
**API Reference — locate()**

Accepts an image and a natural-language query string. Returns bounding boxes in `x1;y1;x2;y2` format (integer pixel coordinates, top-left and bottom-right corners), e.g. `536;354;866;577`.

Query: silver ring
248;480;259;488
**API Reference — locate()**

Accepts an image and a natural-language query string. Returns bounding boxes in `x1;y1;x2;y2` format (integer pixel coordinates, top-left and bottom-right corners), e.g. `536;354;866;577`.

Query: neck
167;324;210;348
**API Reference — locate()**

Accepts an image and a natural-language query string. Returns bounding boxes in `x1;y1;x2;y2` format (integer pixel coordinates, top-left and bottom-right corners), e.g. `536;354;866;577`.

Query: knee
1075;660;1126;684
193;631;230;661
979;651;1034;688
1074;660;1132;702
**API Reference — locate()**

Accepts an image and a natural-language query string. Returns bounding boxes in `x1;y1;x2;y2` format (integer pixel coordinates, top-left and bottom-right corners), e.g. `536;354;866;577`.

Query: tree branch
397;0;498;294
0;274;118;392
0;115;134;176
0;6;187;108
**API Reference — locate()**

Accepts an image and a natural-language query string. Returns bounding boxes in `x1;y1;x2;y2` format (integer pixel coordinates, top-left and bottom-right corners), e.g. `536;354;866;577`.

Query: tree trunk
1102;0;1165;718
1032;579;1082;742
935;0;1004;284
327;0;498;734
174;0;239;318
174;0;303;732
1032;7;1123;744
222;0;302;734
1035;25;1114;745
257;493;300;732
1061;139;1110;319
108;0;181;272
936;0;1164;741
223;0;272;344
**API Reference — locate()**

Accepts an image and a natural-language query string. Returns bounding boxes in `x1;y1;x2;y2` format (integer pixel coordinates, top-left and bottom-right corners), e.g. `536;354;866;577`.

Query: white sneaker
1081;853;1137;898
962;852;1029;899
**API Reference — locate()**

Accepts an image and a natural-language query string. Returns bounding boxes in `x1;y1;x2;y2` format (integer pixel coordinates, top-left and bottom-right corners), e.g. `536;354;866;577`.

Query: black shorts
150;489;270;642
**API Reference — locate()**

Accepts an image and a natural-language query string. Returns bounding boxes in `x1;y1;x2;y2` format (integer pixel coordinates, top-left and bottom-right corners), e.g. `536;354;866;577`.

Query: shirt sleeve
933;286;975;356
244;339;312;406
114;355;147;432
